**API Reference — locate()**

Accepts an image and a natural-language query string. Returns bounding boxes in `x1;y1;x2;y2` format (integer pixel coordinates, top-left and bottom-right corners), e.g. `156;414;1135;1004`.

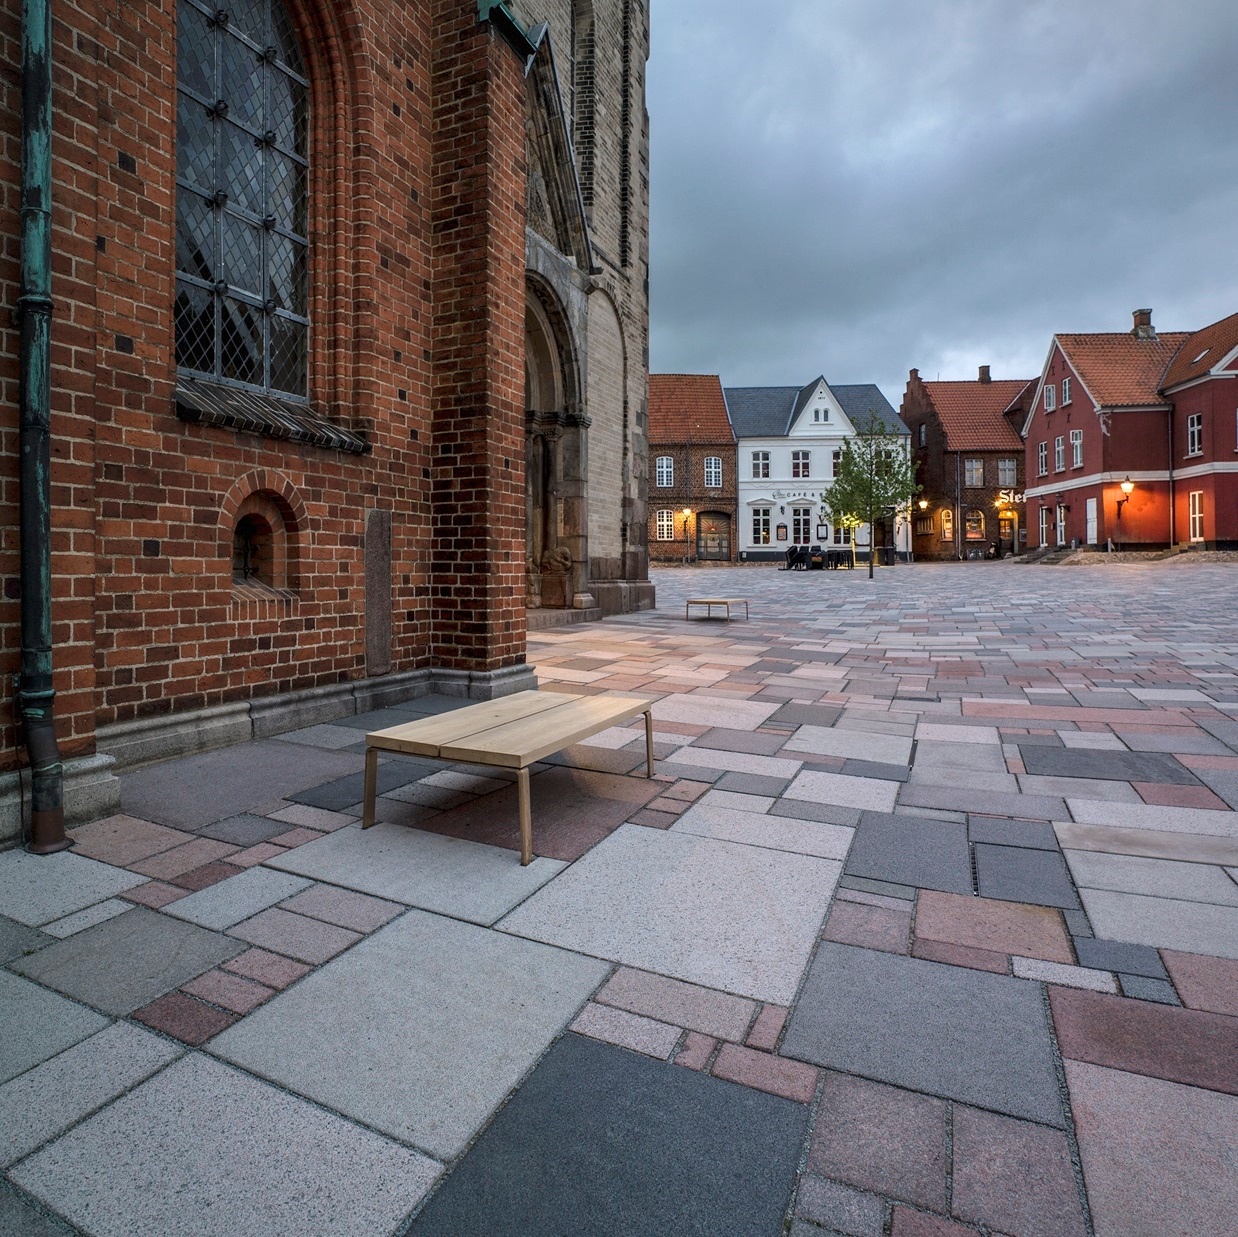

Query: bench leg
644;709;654;778
362;746;378;830
517;767;533;866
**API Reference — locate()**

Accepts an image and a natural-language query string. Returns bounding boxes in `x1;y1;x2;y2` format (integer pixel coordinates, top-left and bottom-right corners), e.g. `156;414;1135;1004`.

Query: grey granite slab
210;909;607;1159
652;760;726;783
783;726;912;766
1017;775;1142;803
1118;975;1181;1004
1053;821;1238;865
41;900;133;940
273;723;367;751
405;1034;809;1236
1192;769;1238;809
9;1054;439;1237
912;740;1008;772
0;915;52;964
197;814;290;846
770;798;863;828
9;906;244;1016
968;816;1059;851
713;771;791;797
0;849;146;927
0;1183;77;1236
0;972;109;1085
1064;850;1238;906
692;727;792;756
672;803;853;860
768;703;843;728
162;868;314;931
910;768;1020;793
1072;937;1168;979
1080;889;1238;959
782;943;1064;1126
785;770;899;813
1020;746;1199;785
974;843;1081;909
843;812;971;894
1066;799;1238;840
899;783;1067;821
266;824;565;926
1113;730;1233;755
0;1022;183;1167
841;759;911;782
287;758;439;812
498;824;839;1004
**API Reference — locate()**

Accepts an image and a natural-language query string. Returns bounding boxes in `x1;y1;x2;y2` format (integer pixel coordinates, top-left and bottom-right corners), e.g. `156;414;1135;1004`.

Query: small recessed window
233;513;274;585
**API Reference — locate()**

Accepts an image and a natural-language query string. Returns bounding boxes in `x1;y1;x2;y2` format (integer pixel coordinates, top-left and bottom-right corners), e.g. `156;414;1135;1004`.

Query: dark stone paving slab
714;771;791;797
543;744;647;775
1161;949;1238;1016
406;1034;808;1236
844;812;971;895
1191;768;1238;808
1073;937;1167;979
0;914;51;964
967;815;1058;850
120;740;364;830
693;727;790;756
0;1182;76;1236
197;813;289;846
287;758;437;812
652;760;726;783
973;843;1081;909
1049;986;1238;1095
1197;716;1238;752
782;943;1065;1126
1019;745;1199;785
841;759;911;782
771;798;863;827
9;906;244;1016
769;703;843;728
1118;975;1180;1004
897;783;1067;821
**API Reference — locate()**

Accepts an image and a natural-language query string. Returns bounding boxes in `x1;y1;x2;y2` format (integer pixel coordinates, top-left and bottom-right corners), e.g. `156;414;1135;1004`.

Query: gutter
16;0;69;852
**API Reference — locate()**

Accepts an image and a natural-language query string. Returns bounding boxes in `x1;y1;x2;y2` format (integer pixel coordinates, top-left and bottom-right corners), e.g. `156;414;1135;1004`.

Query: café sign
997;489;1025;505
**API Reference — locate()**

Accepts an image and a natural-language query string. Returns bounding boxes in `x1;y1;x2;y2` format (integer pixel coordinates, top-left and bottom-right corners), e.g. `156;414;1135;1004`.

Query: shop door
696;512;731;560
1085;498;1098;544
998;514;1016;557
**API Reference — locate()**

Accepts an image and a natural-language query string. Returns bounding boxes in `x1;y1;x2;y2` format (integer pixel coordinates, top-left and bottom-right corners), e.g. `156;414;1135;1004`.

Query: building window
704;456;722;488
1061;377;1072;405
751;451;770;479
1037;442;1047;476
1070;429;1083;468
997;458;1017;486
831;448;842;477
1186;413;1203;457
964;509;985;541
918;423;926;447
1039;505;1049;547
176;0;310;397
1056;502;1067;546
792;507;812;543
813;409;820;422
655;456;674;487
752;507;771;545
792;450;811;479
1054;436;1065;472
1044;384;1056;412
832;524;851;545
655;509;674;541
1189;491;1204;541
964;458;984;487
940;509;954;542
914;516;933;535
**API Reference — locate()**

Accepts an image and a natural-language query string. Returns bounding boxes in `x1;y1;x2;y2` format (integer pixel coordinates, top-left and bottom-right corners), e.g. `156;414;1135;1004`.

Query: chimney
909;368;919;380
1131;308;1157;341
978;365;991;383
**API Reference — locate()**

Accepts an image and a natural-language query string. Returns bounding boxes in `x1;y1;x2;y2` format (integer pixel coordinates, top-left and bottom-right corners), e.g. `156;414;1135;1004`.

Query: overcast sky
646;0;1238;407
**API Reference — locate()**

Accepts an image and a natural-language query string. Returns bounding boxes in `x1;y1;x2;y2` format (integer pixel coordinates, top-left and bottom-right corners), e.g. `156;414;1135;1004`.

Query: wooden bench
685;596;749;622
362;690;657;864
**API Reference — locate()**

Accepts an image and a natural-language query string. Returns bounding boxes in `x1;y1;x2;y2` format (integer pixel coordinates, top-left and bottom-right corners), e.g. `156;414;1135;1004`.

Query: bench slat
366;690;578;755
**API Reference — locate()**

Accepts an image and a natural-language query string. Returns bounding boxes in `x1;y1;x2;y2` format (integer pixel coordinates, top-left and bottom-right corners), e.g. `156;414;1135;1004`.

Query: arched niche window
231;492;291;591
176;0;310;398
940;509;954;542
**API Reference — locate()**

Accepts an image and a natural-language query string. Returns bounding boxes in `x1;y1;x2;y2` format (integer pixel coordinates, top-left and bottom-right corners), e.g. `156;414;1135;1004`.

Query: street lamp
681;507;693;565
918;498;928;511
1115;477;1133;550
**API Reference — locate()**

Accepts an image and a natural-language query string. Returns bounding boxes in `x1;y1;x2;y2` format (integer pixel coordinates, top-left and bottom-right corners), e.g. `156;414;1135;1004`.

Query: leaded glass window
176;0;309;398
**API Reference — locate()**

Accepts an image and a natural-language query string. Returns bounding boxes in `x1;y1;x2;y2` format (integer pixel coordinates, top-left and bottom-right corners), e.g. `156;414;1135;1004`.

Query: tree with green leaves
819;412;919;579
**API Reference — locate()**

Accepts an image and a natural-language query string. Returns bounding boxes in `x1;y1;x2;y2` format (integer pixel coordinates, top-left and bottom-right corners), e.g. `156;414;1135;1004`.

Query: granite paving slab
651;695;782;729
1064;849;1238;905
782;943;1065;1126
898;784;1067;820
910;740;1007;772
0;972;109;1085
1017;774;1142;802
768;703;843;728
664;746;803;779
286;757;439;813
712;771;791;796
672;802;853;859
9;1053;440;1237
691;727;792;756
196;814;292;847
782;726;912;765
498;824;840;1004
266;824;565;925
1073;937;1168;979
161;868;314;931
1020;746;1199;784
913;891;1073;963
0;849;147;927
273;723;368;750
1115;729;1233;755
1191;767;1238;809
0;1022;182;1167
404;1033;809;1237
1065;1060;1238;1237
65;815;191;867
967;816;1058;850
1078;888;1238;959
120;740;364;830
41;900;132;939
210;909;607;1158
843;812;972;894
1066;798;1238;839
1053;820;1238;865
909;768;1019;793
225;908;361;965
274;885;403;933
1160;949;1238;1016
0;1183;77;1235
0;915;51;964
8;906;244;1016
973;843;1081;908
785;770;900;813
594;968;756;1040
127;836;241;879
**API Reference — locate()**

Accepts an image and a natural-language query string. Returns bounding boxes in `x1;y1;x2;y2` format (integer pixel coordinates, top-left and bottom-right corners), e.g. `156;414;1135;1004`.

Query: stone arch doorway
525;280;591;609
696;511;731;561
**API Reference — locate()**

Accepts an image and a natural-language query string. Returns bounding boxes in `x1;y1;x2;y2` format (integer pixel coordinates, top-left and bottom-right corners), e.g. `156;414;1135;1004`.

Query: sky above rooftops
646;0;1238;408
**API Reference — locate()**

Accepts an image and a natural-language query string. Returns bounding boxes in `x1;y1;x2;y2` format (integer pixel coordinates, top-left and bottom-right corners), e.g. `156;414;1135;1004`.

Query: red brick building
900;367;1034;560
647;375;737;562
1;0;651;843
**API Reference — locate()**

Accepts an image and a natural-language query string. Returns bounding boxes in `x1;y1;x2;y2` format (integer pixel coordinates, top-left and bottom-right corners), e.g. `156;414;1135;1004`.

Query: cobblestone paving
2;559;1236;1235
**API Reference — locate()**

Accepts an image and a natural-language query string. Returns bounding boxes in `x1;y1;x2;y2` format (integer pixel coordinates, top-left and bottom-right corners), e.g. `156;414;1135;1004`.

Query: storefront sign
998;489;1025;505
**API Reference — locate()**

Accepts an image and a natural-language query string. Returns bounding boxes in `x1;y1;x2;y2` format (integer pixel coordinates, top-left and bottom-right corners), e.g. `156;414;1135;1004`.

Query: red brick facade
0;1;534;777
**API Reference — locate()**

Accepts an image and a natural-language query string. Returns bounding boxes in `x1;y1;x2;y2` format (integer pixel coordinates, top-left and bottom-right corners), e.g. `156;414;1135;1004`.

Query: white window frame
791;507;812;543
1061;377;1072;405
1054;436;1065;472
752;506;771;545
1070;429;1083;468
1039;505;1049;547
832;524;851;546
997;458;1017;487
751;451;770;479
1186;413;1203;457
940;509;954;542
704;456;722;488
1056;502;1067;547
1044;384;1057;412
655;456;674;488
791;450;811;479
1189;490;1204;541
831;448;842;477
1037;442;1048;476
964;458;984;488
655;509;675;541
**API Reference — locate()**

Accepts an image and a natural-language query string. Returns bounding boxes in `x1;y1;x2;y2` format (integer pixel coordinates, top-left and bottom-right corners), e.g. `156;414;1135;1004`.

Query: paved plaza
2;559;1237;1235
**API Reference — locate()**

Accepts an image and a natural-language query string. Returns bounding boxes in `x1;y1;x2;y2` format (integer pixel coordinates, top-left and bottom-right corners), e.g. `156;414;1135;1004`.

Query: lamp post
681;507;693;565
1115;476;1134;551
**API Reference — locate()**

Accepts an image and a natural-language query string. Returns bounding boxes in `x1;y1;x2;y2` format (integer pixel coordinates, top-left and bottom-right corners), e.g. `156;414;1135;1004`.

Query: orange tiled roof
648;374;735;444
1160;311;1238;390
922;379;1031;451
1056;332;1190;407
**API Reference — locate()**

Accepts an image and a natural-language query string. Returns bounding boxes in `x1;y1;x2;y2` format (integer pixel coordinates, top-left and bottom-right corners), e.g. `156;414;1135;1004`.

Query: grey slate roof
723;379;907;439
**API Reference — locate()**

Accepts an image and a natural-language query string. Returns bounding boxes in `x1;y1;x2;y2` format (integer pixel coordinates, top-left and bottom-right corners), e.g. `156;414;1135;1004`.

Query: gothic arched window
176;0;309;398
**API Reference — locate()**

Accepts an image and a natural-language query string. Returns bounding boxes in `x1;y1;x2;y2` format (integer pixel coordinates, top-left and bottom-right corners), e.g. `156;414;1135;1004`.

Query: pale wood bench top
685;597;749;621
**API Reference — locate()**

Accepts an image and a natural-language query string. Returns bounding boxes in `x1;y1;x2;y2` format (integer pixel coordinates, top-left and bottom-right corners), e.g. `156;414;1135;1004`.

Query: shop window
655;509;674;541
964;509;985;541
752;507;771;545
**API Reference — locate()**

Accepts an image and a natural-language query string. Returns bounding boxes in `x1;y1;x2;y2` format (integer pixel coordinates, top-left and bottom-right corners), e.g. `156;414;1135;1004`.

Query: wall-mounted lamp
1055;494;1070;513
1115;477;1133;551
918;498;928;511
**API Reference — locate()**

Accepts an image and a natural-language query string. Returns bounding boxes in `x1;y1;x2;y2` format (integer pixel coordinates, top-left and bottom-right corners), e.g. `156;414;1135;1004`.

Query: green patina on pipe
18;0;69;853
